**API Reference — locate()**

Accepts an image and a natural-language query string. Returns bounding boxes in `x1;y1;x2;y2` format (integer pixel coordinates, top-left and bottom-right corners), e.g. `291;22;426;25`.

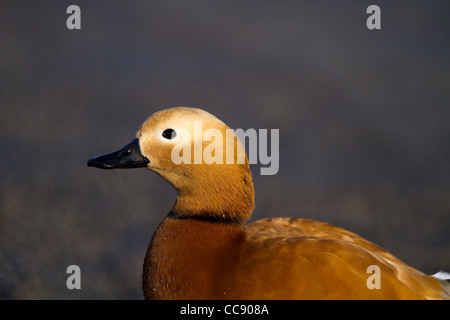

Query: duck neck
171;193;254;224
171;166;255;224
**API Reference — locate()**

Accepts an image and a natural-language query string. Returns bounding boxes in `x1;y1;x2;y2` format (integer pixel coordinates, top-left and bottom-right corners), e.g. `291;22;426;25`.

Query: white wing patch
433;271;450;280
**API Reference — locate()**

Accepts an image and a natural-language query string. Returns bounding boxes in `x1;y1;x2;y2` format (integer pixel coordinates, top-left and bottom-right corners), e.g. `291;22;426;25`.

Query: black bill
87;138;149;169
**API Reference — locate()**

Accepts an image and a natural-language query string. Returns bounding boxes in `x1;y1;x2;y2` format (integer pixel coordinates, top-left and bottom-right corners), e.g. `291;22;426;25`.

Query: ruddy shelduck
88;107;450;300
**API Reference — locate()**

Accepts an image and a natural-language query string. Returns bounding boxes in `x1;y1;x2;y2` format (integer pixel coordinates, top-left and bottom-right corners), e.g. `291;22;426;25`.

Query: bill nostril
120;149;131;156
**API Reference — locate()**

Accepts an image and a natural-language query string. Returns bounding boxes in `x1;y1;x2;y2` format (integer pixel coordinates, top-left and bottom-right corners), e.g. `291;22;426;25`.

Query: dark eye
162;128;176;139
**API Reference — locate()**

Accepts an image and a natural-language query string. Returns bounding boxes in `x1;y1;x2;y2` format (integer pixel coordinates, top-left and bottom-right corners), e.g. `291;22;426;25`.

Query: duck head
88;107;255;223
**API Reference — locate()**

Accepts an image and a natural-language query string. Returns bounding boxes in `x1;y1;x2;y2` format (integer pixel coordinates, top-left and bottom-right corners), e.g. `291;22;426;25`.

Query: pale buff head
137;107;254;223
88;107;254;223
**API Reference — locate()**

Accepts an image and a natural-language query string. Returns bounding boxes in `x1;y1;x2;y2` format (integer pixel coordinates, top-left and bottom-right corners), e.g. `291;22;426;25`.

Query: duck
87;107;450;300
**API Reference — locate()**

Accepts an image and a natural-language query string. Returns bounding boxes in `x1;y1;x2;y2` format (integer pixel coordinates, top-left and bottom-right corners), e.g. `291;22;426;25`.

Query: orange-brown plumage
88;107;450;300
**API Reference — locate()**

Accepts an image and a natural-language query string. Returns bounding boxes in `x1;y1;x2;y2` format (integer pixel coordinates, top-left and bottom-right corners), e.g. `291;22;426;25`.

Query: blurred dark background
1;1;449;299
